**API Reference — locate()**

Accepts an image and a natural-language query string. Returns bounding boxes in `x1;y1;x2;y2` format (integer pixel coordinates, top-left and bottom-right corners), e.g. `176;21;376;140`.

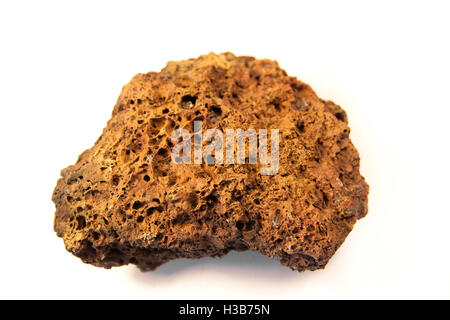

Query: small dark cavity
205;191;219;206
132;201;145;210
271;100;281;111
236;220;245;231
296;120;305;133
244;220;256;232
112;175;120;186
147;206;163;216
157;148;168;156
76;216;86;230
335;112;347;122
181;94;198;109
209;105;222;116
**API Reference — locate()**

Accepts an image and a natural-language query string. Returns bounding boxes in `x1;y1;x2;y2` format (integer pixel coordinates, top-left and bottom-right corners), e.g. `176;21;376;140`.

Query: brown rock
52;52;369;272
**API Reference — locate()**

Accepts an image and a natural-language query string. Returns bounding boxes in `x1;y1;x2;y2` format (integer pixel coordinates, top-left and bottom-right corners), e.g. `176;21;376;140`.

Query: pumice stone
52;52;369;272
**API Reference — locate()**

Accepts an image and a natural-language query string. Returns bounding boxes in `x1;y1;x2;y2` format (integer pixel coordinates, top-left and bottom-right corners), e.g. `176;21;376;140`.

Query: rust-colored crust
52;53;368;272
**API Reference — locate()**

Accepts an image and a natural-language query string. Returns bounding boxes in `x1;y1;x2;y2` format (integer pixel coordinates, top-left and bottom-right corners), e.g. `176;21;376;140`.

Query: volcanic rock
52;52;369;272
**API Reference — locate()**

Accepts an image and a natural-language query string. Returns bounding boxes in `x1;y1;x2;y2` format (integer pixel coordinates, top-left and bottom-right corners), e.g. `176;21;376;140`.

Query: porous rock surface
52;52;369;272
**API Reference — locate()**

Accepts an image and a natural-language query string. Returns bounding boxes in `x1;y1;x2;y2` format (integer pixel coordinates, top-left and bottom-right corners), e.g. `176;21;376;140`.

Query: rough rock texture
52;52;369;272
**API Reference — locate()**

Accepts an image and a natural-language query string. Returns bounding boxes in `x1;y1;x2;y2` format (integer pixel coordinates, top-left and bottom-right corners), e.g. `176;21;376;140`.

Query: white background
1;1;449;299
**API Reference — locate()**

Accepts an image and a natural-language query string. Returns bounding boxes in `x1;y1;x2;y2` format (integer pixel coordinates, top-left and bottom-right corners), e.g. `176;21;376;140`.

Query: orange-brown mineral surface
52;52;369;272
